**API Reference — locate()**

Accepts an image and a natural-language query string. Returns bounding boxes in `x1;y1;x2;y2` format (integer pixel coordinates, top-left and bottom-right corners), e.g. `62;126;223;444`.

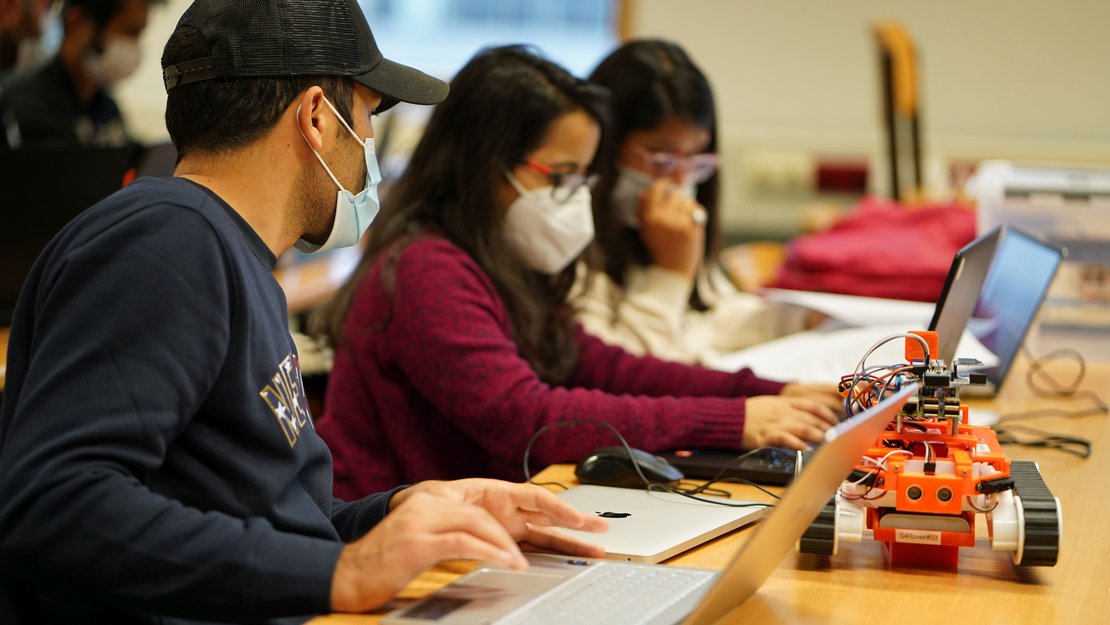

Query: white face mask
294;97;383;254
503;171;595;274
81;36;141;87
610;166;697;228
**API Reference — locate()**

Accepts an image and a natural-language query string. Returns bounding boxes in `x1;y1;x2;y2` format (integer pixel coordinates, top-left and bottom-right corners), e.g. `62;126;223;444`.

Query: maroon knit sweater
317;235;787;499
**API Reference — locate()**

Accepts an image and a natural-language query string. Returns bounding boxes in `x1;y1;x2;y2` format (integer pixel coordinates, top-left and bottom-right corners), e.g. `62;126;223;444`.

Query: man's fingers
521;526;607;558
505;484;608;532
426;532;527;570
516;508;608;533
401;493;525;564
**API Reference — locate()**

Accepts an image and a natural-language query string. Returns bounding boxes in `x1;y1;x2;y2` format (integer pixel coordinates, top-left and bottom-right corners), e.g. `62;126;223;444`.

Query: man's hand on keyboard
402;479;609;556
330;480;608;613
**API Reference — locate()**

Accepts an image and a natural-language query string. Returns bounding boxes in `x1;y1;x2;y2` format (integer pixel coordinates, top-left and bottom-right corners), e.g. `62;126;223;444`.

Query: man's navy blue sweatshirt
0;177;397;624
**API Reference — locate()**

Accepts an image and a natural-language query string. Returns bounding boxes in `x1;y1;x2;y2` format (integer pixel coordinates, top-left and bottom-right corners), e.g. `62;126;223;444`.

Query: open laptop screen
929;227;1001;365
973;229;1064;389
930;226;1064;392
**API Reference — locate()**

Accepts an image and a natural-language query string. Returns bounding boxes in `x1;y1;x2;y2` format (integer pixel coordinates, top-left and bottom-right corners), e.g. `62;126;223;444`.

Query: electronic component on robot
798;330;1061;569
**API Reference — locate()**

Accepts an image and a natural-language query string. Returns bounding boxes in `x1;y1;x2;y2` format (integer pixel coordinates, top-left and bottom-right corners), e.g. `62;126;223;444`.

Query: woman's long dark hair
587;39;720;312
316;45;608;385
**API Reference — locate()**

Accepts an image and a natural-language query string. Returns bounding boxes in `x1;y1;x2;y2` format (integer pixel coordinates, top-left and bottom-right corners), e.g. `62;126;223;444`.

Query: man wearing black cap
0;1;605;624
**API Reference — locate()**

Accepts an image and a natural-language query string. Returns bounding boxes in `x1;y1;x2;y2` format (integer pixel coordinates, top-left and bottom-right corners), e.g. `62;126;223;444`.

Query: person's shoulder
71;178;230;251
103;176;220;220
30;179;240;304
392;232;476;273
386;231;493;295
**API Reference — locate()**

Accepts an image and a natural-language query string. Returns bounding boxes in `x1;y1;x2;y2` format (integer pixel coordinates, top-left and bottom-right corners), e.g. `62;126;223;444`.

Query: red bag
771;197;976;302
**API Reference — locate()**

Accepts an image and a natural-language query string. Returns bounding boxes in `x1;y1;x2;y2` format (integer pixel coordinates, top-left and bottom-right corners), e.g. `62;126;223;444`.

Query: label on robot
976;443;991;454
894;529;942;545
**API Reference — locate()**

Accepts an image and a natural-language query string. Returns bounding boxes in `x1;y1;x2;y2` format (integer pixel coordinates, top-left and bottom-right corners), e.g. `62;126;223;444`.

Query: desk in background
310;358;1110;625
274;247;361;317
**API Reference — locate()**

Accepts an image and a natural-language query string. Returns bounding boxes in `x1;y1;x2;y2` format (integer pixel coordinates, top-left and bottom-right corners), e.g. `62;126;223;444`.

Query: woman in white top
575;39;813;365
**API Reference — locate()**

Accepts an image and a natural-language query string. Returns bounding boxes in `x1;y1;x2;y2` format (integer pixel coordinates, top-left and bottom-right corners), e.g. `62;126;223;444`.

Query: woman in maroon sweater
315;46;838;499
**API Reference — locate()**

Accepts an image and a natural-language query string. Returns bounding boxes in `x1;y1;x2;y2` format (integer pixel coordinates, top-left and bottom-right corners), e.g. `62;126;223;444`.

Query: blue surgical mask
294;97;382;253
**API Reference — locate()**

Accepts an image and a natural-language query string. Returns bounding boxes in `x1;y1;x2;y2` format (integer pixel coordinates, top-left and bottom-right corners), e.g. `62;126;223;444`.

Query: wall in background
112;0;189;144
628;0;1110;238
116;0;1110;237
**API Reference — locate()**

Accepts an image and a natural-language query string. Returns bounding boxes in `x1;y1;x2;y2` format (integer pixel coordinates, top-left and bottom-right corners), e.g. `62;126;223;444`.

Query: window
358;0;619;79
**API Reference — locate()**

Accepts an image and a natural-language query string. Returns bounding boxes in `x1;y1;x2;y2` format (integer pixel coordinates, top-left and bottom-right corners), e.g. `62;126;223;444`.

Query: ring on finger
690;207;707;225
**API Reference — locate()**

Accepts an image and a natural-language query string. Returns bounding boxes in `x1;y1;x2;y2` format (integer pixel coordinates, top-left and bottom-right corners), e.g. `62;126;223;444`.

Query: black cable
696;477;781;500
995;348;1109;423
686;446;791;500
522;419;655;487
994;423;1092;458
965;495;1000;513
1023;346;1108;408
646;482;773;509
529;481;570;491
675;481;731;498
995;406;1108;422
846;334;930;417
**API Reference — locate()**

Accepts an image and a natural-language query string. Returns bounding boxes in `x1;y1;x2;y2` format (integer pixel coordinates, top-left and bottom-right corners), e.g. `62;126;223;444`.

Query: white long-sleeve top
572;261;812;365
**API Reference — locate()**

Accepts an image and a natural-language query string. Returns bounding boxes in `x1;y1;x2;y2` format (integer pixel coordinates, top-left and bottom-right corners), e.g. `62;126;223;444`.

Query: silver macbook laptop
382;385;916;625
554;485;767;563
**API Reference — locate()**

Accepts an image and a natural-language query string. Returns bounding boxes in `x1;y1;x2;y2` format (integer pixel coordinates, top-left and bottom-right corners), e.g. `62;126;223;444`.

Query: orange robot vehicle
796;330;1061;569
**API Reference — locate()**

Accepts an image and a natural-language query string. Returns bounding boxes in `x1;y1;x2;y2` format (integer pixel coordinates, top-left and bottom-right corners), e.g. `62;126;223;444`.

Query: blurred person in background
0;0;53;74
1;0;156;148
576;39;825;366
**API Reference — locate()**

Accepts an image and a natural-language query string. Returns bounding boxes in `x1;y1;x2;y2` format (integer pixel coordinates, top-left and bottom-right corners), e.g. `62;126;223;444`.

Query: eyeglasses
524;160;599;204
631;146;720;184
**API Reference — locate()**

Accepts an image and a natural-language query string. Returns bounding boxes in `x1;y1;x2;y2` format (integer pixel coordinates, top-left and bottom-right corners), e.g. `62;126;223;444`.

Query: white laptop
554;485;767;563
382;384;916;625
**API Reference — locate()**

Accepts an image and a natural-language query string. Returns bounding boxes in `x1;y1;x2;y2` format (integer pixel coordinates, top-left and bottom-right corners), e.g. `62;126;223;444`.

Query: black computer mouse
574;446;684;489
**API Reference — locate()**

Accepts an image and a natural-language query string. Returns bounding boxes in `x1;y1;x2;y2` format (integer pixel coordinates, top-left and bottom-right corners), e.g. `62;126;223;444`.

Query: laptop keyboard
660;447;798;486
509;562;716;625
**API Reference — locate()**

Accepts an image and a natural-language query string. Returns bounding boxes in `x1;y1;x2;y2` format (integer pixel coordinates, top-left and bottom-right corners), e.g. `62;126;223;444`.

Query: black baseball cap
161;0;448;112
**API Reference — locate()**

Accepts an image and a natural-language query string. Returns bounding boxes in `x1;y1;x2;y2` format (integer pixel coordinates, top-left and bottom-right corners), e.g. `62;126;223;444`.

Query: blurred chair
720;241;787;293
874;21;923;203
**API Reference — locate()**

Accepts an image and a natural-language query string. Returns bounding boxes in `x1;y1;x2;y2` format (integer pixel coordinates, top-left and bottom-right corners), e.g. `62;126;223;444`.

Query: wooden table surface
311;358;1110;624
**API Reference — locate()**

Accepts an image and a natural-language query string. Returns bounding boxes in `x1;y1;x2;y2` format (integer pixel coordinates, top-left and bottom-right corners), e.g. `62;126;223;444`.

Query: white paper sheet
762;288;936;327
705;324;999;383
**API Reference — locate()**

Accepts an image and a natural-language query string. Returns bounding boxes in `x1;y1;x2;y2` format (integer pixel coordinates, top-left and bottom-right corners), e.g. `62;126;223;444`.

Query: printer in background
969;160;1110;358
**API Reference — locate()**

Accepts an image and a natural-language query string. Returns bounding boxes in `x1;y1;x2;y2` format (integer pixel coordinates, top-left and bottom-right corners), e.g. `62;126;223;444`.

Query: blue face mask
294;97;382;253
